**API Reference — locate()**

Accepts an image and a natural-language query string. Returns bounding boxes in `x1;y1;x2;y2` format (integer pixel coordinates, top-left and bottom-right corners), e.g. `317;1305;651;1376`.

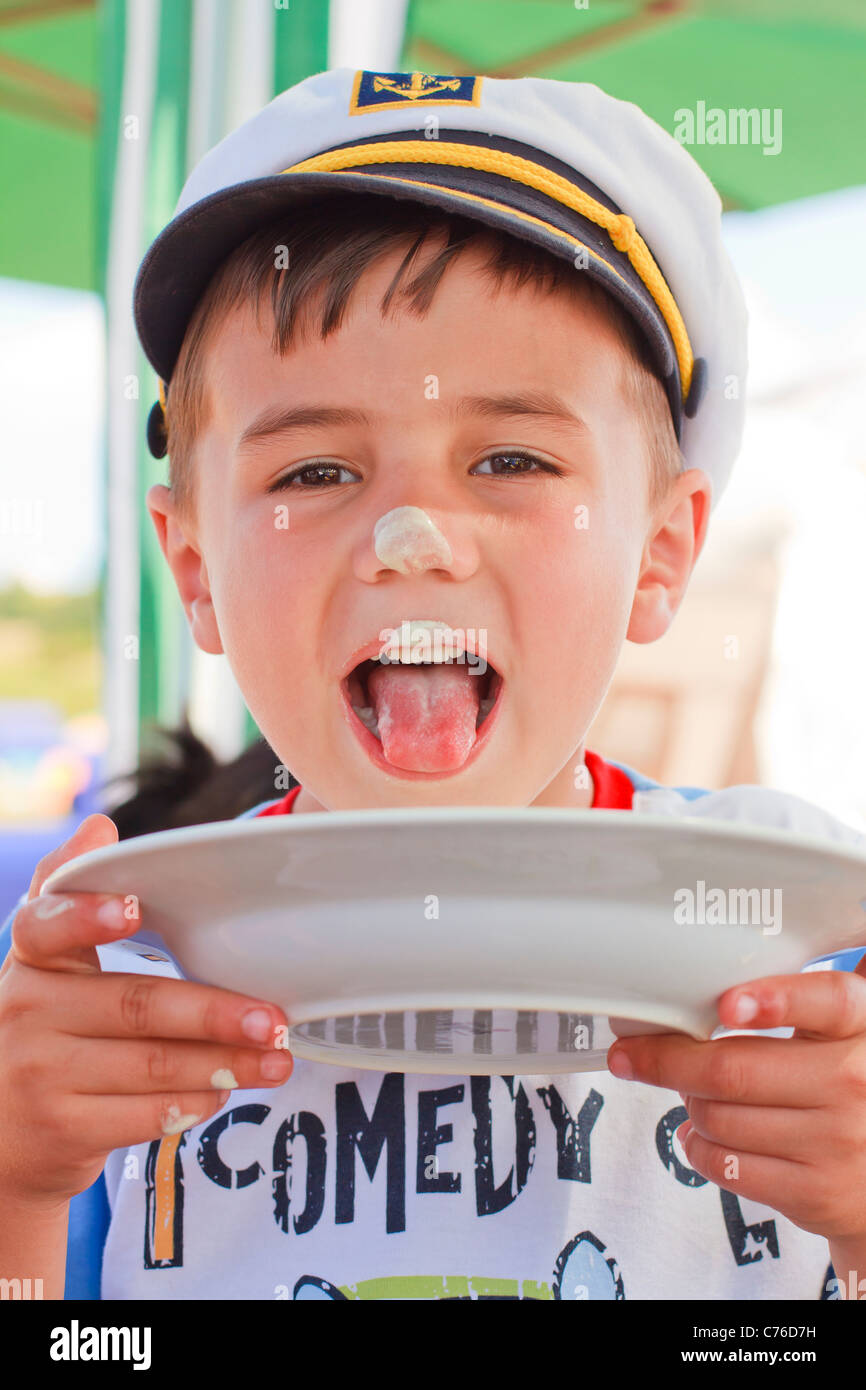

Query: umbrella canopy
403;0;866;209
0;0;98;290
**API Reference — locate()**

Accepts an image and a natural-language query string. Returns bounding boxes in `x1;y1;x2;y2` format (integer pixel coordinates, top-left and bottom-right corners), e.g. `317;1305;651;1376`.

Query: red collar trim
254;752;633;817
255;784;303;817
584;749;635;809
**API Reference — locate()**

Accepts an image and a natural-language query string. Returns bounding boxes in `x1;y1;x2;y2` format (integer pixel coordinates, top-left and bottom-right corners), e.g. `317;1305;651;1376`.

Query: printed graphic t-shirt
86;752;857;1300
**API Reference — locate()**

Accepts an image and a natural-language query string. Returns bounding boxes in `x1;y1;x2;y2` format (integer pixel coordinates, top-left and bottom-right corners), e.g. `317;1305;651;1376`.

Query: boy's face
148;235;710;810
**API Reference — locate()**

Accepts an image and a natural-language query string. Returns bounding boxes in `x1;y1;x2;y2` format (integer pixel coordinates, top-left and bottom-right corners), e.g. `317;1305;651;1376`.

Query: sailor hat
134;67;748;506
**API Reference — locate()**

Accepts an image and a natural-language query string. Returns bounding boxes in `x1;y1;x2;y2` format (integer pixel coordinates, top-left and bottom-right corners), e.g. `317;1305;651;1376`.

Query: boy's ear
145;484;224;655
626;468;712;644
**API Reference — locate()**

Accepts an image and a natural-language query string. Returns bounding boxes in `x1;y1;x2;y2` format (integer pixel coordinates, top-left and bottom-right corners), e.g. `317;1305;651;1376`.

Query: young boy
2;68;866;1302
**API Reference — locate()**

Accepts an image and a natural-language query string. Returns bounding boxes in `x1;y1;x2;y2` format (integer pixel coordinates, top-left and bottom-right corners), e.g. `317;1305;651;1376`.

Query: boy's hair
164;191;683;521
97;718;290;836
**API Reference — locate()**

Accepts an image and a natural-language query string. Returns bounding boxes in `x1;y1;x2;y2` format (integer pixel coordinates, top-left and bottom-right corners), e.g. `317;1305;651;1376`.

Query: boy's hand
606;962;866;1248
0;814;293;1209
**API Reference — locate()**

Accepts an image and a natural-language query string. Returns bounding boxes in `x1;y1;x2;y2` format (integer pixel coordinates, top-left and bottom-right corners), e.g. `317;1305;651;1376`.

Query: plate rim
42;804;866;899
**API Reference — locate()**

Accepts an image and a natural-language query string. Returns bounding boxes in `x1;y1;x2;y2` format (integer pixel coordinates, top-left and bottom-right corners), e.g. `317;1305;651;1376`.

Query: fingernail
731;993;758;1024
161;1106;200;1135
33;896;76;919
241;1008;273;1043
260;1052;292;1081
96;898;129;931
217;1090;231;1107
608;1048;633;1080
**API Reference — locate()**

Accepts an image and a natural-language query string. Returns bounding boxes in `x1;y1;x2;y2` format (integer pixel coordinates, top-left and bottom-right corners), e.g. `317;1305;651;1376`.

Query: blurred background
1;0;865;925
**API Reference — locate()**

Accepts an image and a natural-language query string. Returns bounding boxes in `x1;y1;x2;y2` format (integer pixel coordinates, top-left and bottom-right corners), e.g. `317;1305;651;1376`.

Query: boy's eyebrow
453;390;589;432
237;404;369;453
237;391;588;454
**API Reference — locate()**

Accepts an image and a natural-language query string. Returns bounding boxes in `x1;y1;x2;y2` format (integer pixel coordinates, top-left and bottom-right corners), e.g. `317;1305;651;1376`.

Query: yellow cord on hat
610;214;637;254
283;142;693;401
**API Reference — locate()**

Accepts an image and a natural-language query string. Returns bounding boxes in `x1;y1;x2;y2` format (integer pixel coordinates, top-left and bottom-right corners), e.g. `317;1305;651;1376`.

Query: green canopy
0;0;97;291
404;0;866;210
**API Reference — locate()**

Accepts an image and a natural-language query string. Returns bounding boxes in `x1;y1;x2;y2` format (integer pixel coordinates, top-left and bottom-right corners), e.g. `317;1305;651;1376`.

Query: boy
2;68;866;1301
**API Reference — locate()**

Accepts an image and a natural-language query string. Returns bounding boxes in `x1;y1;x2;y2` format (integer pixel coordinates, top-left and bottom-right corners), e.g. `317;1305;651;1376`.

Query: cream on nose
373;506;453;574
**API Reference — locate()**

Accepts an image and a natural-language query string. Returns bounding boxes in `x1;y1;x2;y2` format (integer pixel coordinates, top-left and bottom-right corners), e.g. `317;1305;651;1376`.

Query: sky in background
0;183;864;596
0;275;104;594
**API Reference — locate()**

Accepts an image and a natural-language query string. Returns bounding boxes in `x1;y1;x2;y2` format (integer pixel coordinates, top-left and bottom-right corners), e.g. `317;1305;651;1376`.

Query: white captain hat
134;66;747;506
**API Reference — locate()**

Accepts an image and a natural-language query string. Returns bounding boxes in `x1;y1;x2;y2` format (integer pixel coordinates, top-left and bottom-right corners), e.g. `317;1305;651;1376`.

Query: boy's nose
354;505;478;583
374;506;452;574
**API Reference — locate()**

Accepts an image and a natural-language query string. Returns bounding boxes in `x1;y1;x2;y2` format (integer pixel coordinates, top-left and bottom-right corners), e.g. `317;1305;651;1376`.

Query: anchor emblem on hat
373;71;462;101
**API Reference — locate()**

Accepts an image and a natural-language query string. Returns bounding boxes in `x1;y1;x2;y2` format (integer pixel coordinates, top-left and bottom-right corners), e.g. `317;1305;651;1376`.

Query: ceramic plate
43;807;866;1074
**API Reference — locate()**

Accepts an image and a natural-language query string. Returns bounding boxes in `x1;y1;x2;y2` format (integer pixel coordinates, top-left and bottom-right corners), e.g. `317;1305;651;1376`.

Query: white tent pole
328;0;410;69
186;0;275;763
187;0;230;168
103;0;161;786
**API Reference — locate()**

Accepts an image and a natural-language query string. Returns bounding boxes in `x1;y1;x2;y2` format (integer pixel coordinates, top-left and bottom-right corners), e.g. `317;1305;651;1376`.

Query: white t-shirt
99;1055;833;1301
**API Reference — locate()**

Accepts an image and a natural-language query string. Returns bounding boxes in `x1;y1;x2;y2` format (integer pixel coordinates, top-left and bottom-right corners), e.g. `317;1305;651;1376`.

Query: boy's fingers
11;891;140;973
60;1034;292;1096
44;969;289;1051
70;1090;238;1155
28;814;118;901
717;970;866;1041
609;1032;830;1107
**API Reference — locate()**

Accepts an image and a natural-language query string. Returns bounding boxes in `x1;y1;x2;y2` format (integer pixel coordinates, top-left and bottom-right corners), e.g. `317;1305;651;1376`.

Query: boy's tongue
366;662;480;772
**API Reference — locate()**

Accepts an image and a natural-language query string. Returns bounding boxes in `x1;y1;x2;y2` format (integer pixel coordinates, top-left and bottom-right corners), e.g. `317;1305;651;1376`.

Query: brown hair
96;719;289;836
164;191;683;521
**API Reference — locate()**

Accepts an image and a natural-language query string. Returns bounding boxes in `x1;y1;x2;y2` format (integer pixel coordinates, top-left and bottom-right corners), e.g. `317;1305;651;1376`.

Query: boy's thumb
28;813;119;901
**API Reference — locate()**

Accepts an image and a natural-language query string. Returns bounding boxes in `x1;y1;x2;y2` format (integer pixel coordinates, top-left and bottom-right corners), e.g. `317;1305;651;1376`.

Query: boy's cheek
210;506;312;607
213;580;317;724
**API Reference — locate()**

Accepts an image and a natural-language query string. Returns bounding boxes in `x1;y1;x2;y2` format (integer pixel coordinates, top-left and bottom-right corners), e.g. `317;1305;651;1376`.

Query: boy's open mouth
340;636;504;776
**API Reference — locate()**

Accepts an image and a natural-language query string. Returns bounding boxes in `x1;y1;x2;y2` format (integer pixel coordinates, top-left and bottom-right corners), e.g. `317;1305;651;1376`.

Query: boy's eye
267;450;561;492
267;462;358;492
471;451;560;477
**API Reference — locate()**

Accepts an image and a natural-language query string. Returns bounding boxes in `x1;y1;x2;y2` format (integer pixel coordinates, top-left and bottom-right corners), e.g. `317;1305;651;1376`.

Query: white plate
43;807;866;1074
